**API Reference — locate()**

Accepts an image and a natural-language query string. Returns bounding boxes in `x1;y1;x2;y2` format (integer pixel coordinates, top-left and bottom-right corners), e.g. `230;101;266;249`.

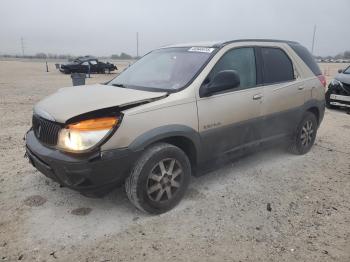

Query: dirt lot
0;60;350;262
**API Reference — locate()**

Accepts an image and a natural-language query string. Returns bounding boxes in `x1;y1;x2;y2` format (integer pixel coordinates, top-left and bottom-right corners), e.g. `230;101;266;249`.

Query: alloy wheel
300;120;314;147
147;158;183;203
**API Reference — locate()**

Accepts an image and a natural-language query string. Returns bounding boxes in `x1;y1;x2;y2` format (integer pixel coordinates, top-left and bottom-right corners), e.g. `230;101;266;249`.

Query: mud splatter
185;188;206;200
24;195;47;207
71;207;92;216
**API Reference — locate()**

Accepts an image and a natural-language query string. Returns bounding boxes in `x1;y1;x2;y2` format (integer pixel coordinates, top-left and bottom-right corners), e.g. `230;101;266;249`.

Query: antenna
311;25;317;55
20;37;25;57
136;32;139;57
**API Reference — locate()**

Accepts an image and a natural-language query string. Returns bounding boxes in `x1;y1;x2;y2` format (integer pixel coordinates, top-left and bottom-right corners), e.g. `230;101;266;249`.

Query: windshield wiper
111;83;126;88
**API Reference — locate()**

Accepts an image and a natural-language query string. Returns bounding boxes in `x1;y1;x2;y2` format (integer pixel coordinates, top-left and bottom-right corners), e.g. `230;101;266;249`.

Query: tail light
317;75;327;87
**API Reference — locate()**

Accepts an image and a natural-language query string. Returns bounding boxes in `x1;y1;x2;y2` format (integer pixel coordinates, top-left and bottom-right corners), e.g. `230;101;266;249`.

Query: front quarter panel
101;97;198;151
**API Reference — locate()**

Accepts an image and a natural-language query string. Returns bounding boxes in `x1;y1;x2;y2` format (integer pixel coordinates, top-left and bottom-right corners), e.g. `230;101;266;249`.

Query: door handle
253;94;263;100
298;86;304;90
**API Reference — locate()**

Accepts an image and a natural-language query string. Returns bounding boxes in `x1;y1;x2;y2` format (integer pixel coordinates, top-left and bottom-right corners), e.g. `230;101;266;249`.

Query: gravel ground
0;60;349;262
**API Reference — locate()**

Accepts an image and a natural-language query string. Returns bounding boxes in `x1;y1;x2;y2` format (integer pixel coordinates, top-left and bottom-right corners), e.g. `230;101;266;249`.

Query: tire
125;143;191;214
288;112;318;155
325;90;336;109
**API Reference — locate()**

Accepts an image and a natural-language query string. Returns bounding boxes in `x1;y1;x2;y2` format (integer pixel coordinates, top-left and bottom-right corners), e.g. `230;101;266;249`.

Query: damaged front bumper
330;94;350;108
25;130;140;196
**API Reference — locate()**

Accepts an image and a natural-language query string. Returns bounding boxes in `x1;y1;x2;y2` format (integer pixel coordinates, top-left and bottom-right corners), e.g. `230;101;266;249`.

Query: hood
335;73;350;85
34;84;167;123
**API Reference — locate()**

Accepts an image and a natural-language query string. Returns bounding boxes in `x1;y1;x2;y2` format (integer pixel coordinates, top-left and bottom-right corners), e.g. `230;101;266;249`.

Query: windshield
344;66;350;74
109;47;215;91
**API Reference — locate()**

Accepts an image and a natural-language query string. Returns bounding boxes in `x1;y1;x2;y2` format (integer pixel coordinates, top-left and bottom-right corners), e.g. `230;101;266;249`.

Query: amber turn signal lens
67;117;118;131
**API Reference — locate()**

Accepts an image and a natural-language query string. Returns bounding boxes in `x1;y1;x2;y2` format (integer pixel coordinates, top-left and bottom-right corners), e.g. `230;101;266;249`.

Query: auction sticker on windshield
188;47;215;53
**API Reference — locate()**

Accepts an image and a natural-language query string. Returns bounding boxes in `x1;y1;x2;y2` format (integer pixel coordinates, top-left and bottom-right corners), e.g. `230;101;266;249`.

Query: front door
196;47;264;159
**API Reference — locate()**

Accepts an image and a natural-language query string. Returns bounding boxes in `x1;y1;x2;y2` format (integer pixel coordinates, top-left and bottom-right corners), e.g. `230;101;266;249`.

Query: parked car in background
26;39;325;214
59;56;117;74
326;65;350;109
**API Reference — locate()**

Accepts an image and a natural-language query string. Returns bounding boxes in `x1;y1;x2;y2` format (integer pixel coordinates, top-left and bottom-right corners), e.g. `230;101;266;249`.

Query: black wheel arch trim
128;125;202;163
302;99;325;126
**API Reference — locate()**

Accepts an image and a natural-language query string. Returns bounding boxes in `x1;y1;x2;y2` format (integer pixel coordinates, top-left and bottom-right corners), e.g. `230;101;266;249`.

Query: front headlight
57;116;119;152
330;79;343;87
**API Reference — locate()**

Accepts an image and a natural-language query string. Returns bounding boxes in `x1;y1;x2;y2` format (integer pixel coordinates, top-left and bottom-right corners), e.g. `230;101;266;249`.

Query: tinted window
261;47;294;84
288;43;322;76
208;48;256;89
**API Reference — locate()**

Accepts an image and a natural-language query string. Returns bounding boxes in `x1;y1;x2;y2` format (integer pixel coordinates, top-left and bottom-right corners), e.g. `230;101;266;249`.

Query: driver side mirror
200;70;240;97
338;69;343;74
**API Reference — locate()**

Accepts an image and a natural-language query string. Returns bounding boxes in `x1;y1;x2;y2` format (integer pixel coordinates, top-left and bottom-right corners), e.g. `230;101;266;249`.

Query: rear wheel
289;112;318;155
125;143;191;214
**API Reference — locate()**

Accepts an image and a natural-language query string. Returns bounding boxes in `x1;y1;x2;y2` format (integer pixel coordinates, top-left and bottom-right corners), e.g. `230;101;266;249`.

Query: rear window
261;47;294;84
288;43;322;76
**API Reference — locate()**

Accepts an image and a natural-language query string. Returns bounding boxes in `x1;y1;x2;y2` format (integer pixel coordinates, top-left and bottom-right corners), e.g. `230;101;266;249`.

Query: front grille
342;82;350;94
32;115;62;145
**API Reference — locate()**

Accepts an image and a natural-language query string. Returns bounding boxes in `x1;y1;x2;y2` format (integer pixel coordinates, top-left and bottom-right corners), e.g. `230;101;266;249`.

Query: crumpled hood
335;73;350;85
34;84;167;123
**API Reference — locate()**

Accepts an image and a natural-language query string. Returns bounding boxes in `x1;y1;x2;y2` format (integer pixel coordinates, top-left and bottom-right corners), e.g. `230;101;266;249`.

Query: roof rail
214;39;299;48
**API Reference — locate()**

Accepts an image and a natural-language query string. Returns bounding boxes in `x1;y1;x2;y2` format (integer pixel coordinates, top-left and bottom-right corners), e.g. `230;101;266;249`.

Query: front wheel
125;143;191;214
288;112;318;155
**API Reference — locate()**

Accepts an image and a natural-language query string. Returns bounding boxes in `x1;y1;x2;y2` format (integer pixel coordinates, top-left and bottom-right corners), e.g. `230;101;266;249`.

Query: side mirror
338;69;343;74
200;70;240;97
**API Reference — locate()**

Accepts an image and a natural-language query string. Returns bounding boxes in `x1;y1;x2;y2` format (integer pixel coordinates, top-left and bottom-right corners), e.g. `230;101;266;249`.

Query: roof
163;39;299;49
163;41;223;48
76;55;97;62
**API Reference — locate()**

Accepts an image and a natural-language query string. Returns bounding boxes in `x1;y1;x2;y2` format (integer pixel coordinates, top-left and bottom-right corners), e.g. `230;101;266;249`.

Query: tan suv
26;39;326;213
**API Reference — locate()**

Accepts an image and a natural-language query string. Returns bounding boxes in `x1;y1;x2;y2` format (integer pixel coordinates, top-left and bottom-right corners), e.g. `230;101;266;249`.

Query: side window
208;47;256;89
261;47;294;84
81;61;89;66
90;60;98;65
289;43;321;76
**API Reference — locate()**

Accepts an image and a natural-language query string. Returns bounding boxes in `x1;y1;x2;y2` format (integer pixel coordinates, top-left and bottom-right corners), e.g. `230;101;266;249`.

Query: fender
128;124;203;162
301;98;325;126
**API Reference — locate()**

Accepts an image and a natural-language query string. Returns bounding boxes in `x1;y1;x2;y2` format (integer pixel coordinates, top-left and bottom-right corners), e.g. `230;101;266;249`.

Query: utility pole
136;32;139;57
311;25;317;55
20;37;25;57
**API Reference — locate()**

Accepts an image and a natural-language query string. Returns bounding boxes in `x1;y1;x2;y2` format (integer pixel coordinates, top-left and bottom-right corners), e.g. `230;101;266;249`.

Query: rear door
196;47;264;157
80;61;90;73
259;46;305;138
89;59;99;72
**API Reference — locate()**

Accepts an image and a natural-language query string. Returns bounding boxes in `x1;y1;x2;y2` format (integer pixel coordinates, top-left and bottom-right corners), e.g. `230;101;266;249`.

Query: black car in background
59;56;117;74
326;65;350;109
